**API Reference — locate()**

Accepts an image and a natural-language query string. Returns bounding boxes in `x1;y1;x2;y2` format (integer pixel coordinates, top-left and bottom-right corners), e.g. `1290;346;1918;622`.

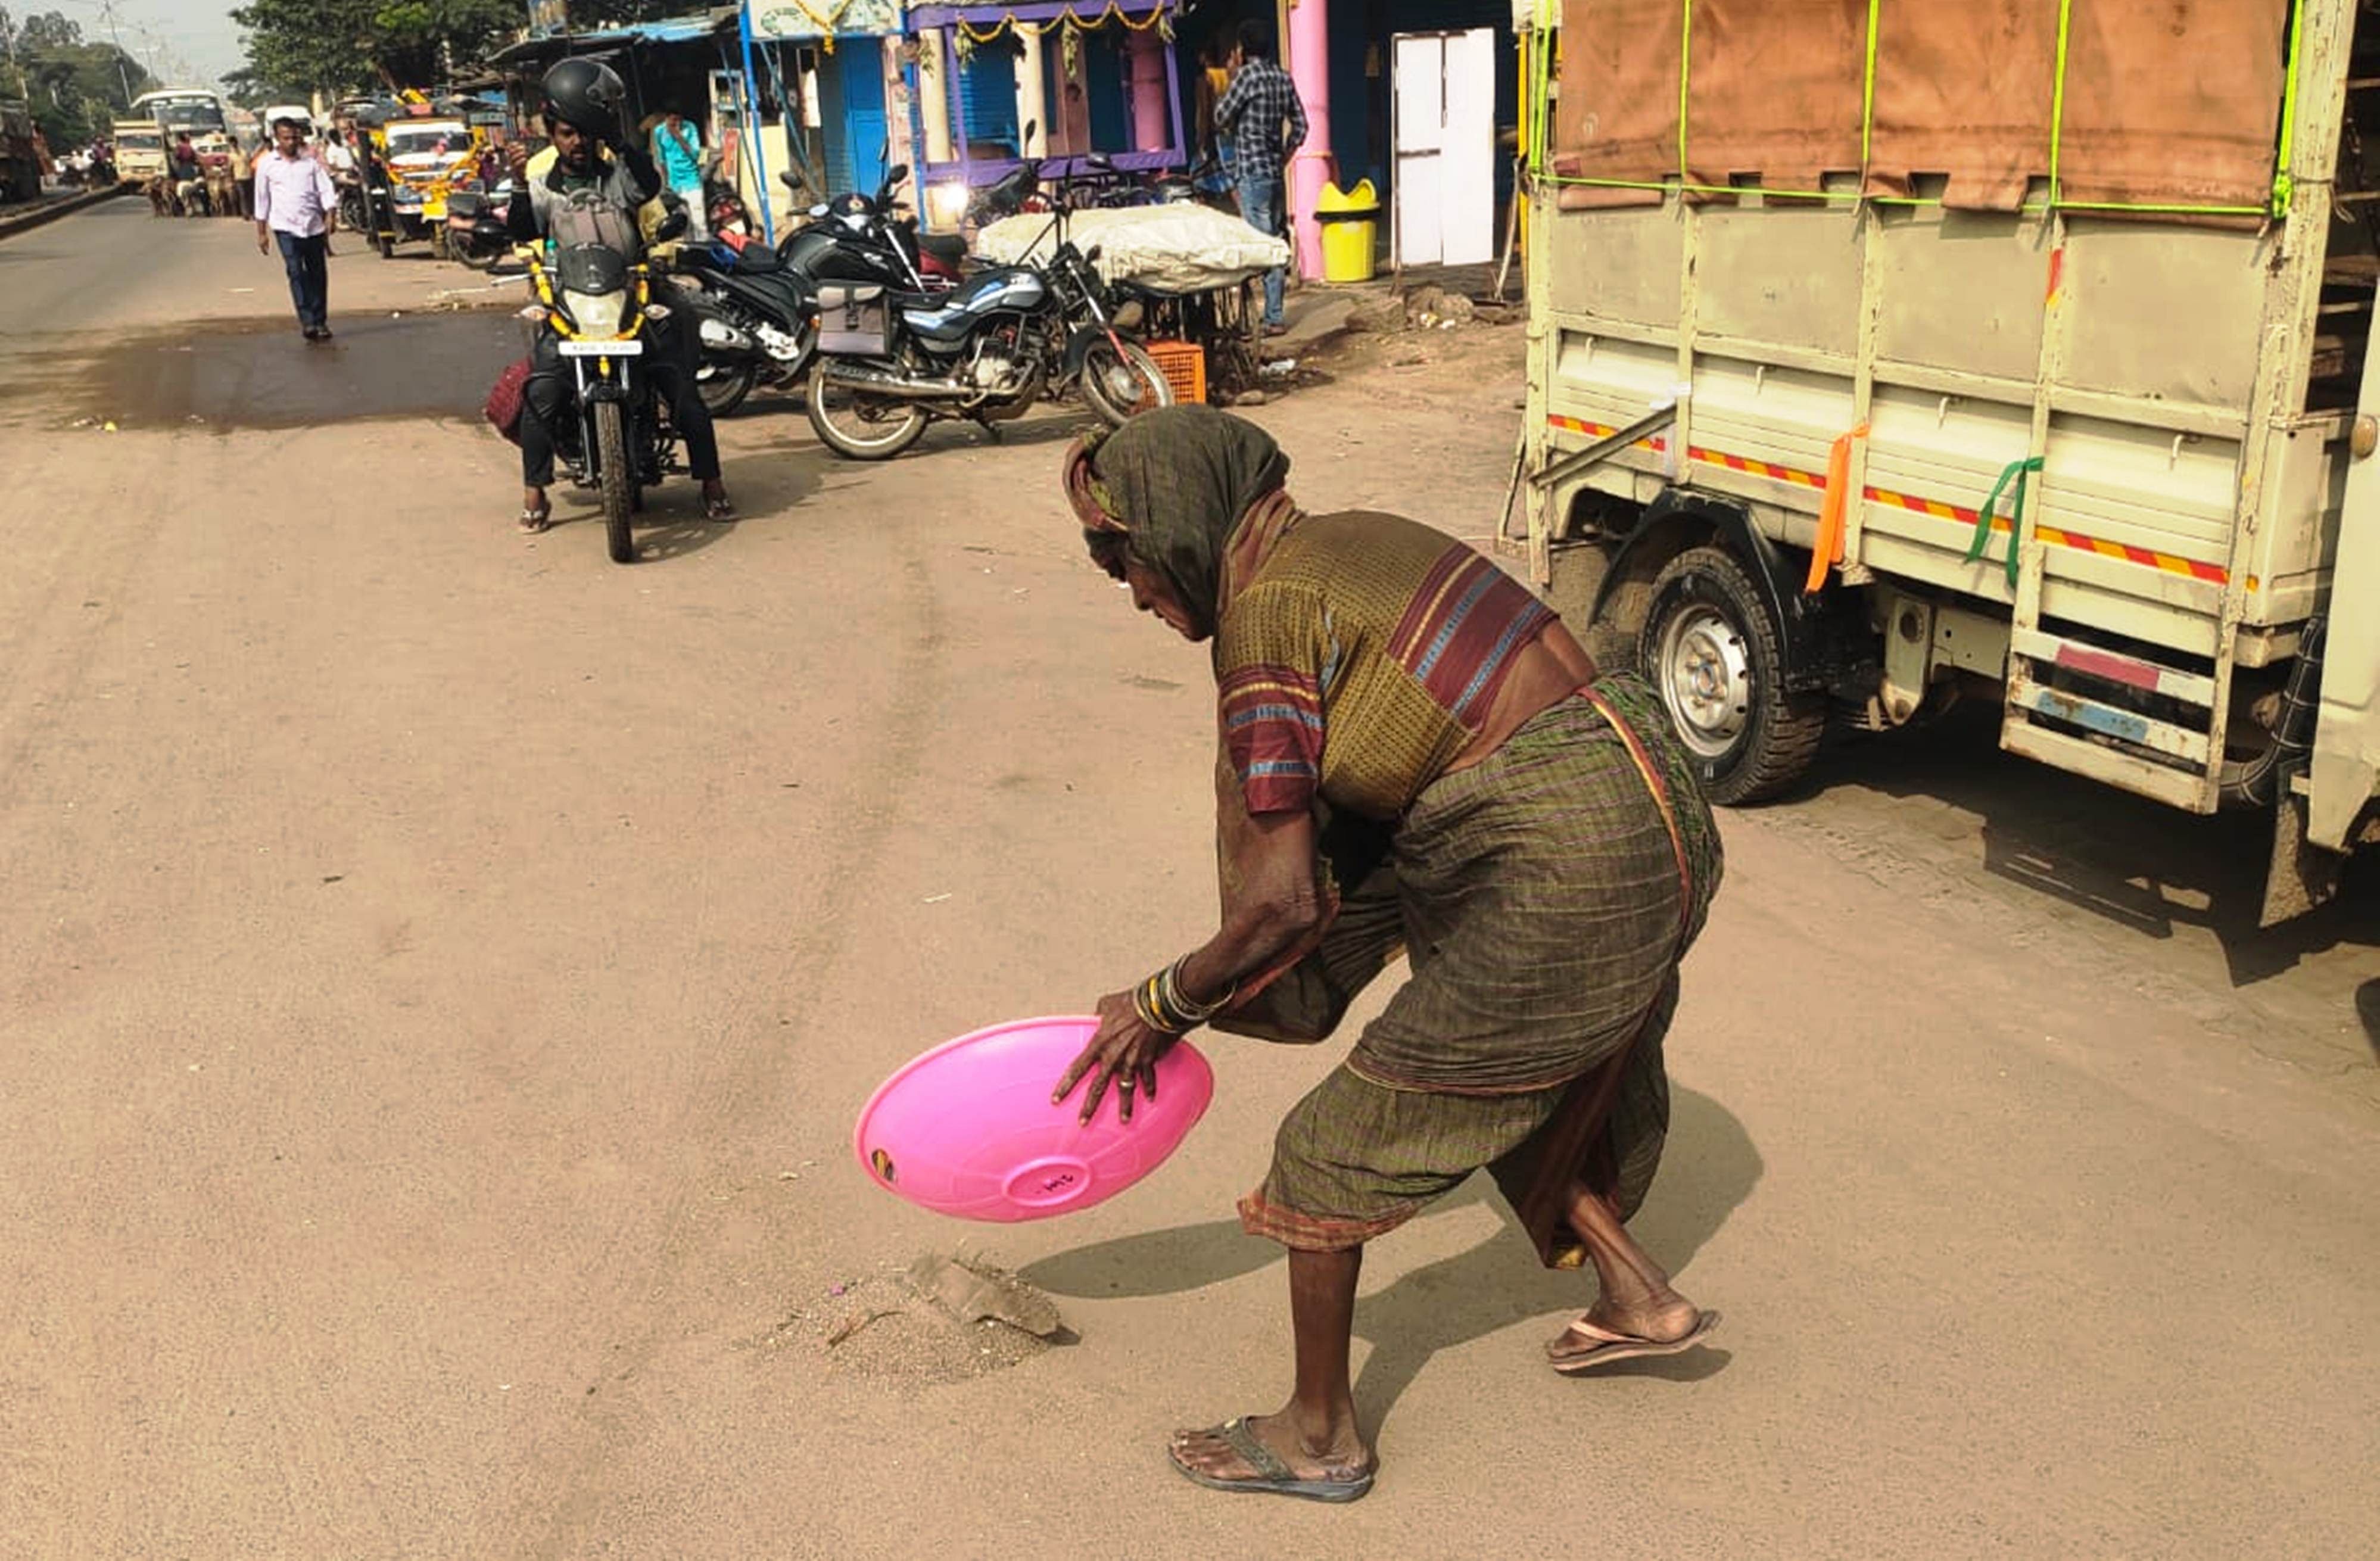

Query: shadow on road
1024;1085;1761;1422
1801;703;2377;990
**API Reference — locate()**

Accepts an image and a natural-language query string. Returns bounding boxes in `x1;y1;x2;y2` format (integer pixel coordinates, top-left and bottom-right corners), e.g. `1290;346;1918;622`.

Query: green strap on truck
1967;456;2045;588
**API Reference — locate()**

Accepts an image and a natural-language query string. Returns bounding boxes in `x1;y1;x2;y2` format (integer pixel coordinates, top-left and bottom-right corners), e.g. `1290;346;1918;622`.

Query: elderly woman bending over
1053;407;1726;1503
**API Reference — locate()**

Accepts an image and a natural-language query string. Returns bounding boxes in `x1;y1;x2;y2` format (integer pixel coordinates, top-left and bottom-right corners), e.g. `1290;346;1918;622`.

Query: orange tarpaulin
1685;1;1865;194
1550;0;1684;204
1550;0;2293;218
2057;1;2288;211
1865;1;2059;210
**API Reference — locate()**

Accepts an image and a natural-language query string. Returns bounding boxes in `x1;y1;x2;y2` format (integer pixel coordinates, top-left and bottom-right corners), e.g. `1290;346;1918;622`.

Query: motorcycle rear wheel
1080;338;1176;426
596;400;637;564
698;357;758;419
454;242;497;272
805;359;927;460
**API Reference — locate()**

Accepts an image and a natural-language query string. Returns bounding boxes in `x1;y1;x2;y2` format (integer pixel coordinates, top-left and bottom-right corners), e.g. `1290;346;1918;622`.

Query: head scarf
1064;406;1293;631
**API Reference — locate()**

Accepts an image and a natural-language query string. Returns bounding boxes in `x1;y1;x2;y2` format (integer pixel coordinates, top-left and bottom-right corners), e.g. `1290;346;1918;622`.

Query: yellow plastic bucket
1316;178;1379;283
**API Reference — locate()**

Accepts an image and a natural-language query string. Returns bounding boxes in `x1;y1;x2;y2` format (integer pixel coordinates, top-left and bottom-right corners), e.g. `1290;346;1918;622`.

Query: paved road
2;201;2375;1560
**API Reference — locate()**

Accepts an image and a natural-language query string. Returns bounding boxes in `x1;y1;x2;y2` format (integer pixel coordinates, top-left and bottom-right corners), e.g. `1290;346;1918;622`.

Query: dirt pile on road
763;1253;1068;1385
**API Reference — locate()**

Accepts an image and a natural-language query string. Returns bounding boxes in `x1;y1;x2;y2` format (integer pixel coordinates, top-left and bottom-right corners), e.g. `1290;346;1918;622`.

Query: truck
1;99;43;203
112;119;167;186
1520;0;2378;924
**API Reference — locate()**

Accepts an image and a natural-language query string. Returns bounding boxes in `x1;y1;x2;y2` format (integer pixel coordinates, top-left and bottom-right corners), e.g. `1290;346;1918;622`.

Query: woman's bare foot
1169;1404;1373;1491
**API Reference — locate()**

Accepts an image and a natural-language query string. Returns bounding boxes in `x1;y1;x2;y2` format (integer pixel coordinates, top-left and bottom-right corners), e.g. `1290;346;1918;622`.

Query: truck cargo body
1523;0;2379;919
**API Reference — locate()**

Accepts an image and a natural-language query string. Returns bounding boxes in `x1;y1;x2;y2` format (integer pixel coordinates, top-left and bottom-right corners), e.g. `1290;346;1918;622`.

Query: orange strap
1578;684;1694;955
1805;422;1870;595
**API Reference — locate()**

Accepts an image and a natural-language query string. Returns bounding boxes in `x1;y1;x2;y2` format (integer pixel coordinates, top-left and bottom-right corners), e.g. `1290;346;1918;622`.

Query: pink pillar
1287;0;1332;280
1128;32;1169;153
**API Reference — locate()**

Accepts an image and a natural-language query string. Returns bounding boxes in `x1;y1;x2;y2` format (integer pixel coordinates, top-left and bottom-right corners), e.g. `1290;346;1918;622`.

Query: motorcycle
672;235;819;417
803;165;1173;462
443;179;516;271
777;162;966;294
518;204;691;565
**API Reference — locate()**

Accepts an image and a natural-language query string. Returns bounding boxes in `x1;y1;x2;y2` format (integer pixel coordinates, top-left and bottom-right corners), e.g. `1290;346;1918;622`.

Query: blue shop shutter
842;46;888;194
818;54;855;196
1086;33;1127;151
956;46;1020;154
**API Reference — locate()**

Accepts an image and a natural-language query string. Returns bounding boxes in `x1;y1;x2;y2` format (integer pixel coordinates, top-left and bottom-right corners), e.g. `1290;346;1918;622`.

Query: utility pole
92;0;135;107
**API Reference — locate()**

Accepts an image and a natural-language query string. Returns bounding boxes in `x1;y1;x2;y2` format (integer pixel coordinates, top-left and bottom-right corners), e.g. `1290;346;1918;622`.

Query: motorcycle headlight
562;289;626;339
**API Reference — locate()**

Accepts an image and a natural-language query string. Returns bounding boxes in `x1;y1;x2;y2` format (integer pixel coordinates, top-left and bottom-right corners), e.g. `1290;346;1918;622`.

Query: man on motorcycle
505;59;733;531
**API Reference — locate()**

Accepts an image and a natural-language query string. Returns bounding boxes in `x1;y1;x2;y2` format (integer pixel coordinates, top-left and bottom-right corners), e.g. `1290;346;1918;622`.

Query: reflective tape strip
1543;417;2231;585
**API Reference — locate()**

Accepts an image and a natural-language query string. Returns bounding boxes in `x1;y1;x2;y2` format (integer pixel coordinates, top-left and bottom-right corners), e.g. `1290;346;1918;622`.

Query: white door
1393;29;1497;268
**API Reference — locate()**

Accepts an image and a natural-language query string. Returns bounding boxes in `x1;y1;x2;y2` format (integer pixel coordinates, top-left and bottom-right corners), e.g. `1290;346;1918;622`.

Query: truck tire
1640;544;1824;804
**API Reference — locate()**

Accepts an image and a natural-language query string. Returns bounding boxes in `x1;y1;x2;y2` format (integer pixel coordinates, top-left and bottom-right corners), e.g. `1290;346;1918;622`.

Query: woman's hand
1052;989;1178;1124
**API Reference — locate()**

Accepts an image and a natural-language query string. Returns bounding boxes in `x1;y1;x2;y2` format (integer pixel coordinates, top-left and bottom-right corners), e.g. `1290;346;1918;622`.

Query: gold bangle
1163;957;1234;1026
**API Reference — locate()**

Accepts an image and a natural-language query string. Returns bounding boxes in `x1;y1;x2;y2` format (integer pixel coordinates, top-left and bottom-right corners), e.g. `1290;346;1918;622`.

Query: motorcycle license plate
558;339;642;357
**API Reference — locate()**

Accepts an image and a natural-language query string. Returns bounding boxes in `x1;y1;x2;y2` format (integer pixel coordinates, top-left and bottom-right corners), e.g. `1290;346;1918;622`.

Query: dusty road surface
3;201;2376;1560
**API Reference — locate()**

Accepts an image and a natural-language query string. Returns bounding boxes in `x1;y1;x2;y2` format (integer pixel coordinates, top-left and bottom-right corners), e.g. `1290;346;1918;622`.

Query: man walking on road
253;116;341;342
649;108;709;241
1214;18;1306;335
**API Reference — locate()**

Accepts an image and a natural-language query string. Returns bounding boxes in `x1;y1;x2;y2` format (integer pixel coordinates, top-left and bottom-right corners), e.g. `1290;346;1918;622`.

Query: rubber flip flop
517;507;552;534
1548;1309;1721;1375
1167;1417;1374;1504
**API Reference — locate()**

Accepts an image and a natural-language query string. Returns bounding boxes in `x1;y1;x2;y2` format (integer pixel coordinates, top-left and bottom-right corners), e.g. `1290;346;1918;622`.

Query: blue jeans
1237;174;1286;326
275;230;328;331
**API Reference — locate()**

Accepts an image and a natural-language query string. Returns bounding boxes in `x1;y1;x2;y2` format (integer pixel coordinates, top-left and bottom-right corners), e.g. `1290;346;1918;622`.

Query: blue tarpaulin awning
486;9;737;68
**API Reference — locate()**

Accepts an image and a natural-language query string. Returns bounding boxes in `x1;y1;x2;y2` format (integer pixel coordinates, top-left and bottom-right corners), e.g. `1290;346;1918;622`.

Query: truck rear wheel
1640;544;1824;804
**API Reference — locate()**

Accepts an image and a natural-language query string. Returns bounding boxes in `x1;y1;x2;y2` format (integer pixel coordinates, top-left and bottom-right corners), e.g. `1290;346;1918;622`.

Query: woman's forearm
1174;886;1322;1009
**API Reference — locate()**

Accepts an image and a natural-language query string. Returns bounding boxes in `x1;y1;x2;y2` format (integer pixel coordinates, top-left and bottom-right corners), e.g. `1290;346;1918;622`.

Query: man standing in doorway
1214;18;1306;335
649;108;708;240
253;116;341;342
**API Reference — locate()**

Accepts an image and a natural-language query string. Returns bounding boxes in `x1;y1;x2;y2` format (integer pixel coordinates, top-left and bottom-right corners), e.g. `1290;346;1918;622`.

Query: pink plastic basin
853;1015;1214;1222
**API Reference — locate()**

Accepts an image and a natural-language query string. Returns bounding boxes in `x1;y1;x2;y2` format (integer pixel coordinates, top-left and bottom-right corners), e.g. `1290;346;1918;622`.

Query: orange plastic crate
1145;339;1207;405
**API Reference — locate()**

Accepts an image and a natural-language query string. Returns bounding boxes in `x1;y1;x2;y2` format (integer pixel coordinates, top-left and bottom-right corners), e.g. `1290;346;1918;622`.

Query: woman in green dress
1052;407;1726;1502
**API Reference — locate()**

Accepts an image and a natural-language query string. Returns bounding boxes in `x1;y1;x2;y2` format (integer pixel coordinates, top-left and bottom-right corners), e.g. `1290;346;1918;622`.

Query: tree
16;10;80;50
230;0;521;96
0;7;156;146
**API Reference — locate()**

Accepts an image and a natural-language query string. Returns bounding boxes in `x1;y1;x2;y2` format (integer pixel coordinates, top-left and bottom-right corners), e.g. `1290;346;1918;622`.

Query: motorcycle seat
916;232;968;265
900;266;1041;342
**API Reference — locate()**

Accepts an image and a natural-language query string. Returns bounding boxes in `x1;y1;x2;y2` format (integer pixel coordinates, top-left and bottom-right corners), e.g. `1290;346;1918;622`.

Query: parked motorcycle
443;180;516;271
519;212;689;565
803;169;1173;462
778;163;965;294
673;237;818;417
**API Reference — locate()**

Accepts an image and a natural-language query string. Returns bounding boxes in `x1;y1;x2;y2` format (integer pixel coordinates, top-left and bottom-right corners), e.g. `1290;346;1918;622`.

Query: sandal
1166;1417;1374;1504
703;492;736;522
517;504;552;534
1547;1309;1721;1375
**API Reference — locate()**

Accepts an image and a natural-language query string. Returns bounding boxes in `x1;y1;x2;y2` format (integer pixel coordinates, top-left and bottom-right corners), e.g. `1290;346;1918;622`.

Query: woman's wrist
1131;956;1237;1035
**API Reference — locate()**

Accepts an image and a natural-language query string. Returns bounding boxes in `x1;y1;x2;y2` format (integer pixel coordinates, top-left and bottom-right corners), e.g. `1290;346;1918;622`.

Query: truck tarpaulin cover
1551;0;2290;217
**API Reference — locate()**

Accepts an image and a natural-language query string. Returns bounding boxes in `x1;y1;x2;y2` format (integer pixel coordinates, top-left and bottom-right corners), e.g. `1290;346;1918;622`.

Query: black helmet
541;58;626;141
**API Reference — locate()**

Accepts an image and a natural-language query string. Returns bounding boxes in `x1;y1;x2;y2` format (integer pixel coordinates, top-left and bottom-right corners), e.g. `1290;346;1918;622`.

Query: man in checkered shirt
1214;18;1307;333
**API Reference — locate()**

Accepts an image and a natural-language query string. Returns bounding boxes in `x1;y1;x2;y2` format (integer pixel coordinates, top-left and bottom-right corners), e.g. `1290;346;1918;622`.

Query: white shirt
253;148;339;237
